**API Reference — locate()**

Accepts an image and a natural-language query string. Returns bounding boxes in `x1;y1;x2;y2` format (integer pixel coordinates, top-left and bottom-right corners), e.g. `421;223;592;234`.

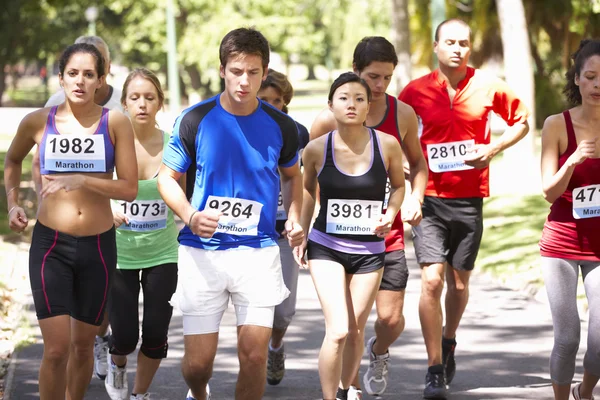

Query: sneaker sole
267;377;283;386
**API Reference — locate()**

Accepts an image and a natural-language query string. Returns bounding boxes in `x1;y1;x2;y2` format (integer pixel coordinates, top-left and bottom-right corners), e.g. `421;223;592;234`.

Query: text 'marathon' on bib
427;139;475;173
44;134;106;172
572;184;600;219
326;199;382;235
205;195;263;236
117;200;168;232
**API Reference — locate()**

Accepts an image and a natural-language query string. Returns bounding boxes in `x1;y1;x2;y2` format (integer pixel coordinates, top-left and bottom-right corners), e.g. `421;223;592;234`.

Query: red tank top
539;111;600;261
368;94;405;252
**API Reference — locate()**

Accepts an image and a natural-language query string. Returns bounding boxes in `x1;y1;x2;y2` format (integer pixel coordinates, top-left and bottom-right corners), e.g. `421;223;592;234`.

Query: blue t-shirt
163;95;299;250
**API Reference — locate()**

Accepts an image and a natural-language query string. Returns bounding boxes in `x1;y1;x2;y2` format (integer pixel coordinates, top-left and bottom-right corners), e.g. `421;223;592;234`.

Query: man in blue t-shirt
158;27;304;400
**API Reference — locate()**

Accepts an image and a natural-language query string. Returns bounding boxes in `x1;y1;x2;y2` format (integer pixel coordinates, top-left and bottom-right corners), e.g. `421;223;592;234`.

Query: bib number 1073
572;184;600;219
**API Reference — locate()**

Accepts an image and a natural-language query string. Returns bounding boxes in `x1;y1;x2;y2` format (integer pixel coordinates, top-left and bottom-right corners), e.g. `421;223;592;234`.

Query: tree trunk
306;64;317;80
495;0;537;192
0;65;6;107
390;0;411;92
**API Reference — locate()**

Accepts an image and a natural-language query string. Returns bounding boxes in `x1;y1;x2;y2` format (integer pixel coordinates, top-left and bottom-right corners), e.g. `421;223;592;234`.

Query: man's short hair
75;35;110;64
434;19;472;42
219;28;270;70
353;37;398;73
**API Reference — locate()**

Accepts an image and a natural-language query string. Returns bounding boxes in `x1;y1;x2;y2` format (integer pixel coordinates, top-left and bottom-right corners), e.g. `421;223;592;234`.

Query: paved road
4;242;596;400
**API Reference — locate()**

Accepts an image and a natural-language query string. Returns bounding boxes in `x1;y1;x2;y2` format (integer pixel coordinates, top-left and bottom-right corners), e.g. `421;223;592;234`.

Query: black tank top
313;129;387;242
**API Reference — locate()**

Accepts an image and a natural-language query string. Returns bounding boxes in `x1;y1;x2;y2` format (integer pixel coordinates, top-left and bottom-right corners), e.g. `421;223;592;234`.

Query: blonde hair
121;68;165;109
260;69;294;114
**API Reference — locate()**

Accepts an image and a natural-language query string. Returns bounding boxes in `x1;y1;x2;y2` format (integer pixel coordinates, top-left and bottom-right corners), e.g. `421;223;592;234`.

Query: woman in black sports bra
296;72;405;400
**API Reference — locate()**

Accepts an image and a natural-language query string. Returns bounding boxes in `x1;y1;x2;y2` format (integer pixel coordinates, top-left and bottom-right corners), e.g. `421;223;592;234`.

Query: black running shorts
29;221;117;326
379;250;409;291
411;196;483;271
307;240;384;275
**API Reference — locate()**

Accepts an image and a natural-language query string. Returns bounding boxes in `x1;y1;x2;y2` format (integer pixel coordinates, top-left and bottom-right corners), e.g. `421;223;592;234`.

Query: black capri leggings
108;263;178;359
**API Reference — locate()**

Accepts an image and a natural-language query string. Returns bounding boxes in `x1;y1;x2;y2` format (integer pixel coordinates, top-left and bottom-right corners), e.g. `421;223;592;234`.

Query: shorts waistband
34;220;115;243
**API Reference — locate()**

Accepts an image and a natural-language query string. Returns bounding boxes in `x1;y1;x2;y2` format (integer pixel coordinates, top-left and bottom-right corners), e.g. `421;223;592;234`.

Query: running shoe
423;364;447;399
362;336;390;395
130;394;150;400
442;337;456;385
348;385;363;399
572;383;596;400
267;343;286;385
105;360;128;400
94;334;110;380
185;384;211;400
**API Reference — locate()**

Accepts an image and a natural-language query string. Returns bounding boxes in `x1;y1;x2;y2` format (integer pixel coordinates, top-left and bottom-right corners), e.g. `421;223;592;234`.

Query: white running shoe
572;383;595;400
362;336;390;396
105;360;128;400
94;334;110;380
130;394;150;400
348;385;363;399
185;383;211;400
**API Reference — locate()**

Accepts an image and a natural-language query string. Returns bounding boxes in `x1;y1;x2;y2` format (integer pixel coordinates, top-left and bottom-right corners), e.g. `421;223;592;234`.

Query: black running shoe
442;337;457;384
423;364;448;399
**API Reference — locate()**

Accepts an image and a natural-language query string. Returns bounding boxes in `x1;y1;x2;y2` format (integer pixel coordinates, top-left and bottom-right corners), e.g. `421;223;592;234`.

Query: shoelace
427;372;444;387
370;357;389;380
270;350;285;371
113;368;125;388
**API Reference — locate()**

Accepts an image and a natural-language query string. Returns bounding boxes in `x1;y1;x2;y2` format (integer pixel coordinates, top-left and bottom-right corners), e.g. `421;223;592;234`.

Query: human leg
38;316;71;399
579;261;600;399
66;318;102;400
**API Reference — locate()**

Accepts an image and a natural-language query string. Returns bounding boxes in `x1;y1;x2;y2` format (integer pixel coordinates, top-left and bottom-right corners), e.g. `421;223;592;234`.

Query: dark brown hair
260;69;293;113
353;37;398;73
564;39;600;106
328;72;372;103
219;28;269;70
59;43;105;78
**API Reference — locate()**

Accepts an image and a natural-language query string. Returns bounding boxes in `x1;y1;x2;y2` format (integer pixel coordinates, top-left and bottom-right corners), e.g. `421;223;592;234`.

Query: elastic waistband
308;229;385;255
34;221;115;243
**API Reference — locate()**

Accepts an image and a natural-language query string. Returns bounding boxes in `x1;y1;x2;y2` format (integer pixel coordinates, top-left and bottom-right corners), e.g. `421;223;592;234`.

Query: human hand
568;139;598;167
373;213;392;238
41;174;86;198
463;144;498;169
113;211;129;228
8;206;28;233
401;195;423;226
190;209;221;238
293;239;308;269
284;220;304;248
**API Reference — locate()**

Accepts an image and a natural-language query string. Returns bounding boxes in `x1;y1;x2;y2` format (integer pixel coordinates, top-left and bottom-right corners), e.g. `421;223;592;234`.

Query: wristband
8;205;18;216
188;210;198;227
6;186;18;198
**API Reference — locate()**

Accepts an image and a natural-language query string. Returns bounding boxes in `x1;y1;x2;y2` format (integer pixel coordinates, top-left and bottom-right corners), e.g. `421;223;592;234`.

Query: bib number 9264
205;195;263;236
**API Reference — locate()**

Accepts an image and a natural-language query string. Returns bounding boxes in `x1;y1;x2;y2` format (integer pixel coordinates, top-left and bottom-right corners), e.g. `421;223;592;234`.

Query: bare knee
182;357;213;383
447;282;468;296
70;337;94;360
239;347;268;370
422;274;445;298
43;343;70;367
325;328;349;346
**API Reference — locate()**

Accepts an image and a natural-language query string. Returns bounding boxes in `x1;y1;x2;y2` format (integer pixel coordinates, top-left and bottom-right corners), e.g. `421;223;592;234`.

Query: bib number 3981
44;134;106;172
572;184;600;219
326;199;382;235
427;139;475;173
206;195;263;236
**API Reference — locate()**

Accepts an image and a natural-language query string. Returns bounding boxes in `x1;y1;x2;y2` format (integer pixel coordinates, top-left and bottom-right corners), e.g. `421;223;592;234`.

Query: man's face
356;61;394;102
220;53;266;105
434;22;471;70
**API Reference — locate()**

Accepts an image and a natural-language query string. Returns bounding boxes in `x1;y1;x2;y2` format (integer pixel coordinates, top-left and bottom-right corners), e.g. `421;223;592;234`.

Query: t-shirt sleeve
398;84;413;105
491;79;530;126
296;122;310;150
279;118;299;167
162;113;195;173
45;91;65;107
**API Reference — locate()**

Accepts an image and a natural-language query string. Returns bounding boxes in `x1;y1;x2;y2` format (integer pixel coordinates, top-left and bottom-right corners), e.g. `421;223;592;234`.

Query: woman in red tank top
539;39;600;400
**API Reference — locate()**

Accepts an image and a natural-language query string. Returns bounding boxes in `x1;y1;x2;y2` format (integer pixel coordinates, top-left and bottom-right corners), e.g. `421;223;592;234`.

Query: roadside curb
2;351;17;400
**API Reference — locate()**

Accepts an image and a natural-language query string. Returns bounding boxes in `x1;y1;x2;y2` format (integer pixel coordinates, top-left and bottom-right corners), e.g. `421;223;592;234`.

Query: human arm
540;113;595;204
375;134;405;236
41;110;139;201
398;103;428;226
279;161;304;247
4;111;42;232
309;108;337;141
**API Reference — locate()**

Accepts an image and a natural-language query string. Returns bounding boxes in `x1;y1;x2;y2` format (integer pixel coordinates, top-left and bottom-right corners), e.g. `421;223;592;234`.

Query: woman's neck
336;124;369;148
579;102;600;125
132;122;160;142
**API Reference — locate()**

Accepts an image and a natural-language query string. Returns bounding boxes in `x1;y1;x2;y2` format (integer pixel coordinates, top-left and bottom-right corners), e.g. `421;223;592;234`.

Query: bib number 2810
205;195;263;236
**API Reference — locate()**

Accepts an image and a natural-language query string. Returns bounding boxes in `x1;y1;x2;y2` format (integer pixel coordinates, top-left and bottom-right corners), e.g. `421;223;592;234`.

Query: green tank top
115;132;179;269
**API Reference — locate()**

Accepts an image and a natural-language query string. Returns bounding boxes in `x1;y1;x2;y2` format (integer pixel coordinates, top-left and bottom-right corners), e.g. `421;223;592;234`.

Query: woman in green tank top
105;68;180;400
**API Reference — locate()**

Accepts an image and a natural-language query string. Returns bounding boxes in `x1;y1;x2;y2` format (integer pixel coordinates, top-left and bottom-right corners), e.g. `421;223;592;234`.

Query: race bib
427;139;475;173
276;191;287;221
572;184;600;219
206;195;263;236
117;200;168;232
44;134;106;172
383;178;391;209
326;199;382;235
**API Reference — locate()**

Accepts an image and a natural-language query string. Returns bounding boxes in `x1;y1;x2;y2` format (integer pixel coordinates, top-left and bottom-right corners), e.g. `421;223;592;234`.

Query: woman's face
124;76;161;125
59;52;102;104
258;85;284;111
576;54;600;105
329;82;370;126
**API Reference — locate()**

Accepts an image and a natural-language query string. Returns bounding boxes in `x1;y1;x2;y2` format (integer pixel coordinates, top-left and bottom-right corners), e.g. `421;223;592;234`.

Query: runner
157;28;304;400
539;38;600;400
103;68;179;400
38;35;122;381
257;68;309;386
311;36;428;398
398;19;530;399
4;43;137;400
296;72;405;400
